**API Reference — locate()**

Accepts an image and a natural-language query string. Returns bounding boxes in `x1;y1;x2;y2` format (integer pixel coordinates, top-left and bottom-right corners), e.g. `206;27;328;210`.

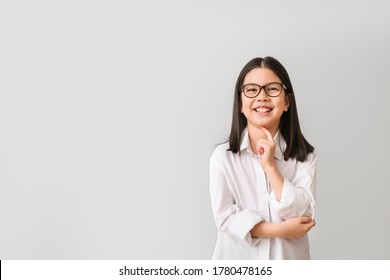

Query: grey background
1;0;389;259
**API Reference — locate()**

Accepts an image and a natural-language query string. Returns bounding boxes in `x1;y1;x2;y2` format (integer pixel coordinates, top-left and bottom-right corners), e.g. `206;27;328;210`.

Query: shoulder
210;142;236;166
305;150;317;164
294;151;317;170
210;142;230;160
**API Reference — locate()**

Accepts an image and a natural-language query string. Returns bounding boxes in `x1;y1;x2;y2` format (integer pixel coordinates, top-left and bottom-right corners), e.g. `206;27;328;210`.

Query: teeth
255;107;271;113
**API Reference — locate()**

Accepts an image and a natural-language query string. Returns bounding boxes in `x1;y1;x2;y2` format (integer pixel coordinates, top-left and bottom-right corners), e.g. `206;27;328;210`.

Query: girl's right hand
278;216;316;240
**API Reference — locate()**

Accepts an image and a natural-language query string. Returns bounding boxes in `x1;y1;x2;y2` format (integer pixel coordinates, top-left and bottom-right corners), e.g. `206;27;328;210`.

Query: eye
266;83;282;94
267;87;279;92
245;85;258;91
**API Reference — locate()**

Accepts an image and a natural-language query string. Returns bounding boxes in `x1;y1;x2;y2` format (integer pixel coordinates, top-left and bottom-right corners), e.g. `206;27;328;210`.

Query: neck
247;125;278;154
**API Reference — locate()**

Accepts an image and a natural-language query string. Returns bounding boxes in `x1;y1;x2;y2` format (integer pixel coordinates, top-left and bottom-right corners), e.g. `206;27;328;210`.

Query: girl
210;57;317;260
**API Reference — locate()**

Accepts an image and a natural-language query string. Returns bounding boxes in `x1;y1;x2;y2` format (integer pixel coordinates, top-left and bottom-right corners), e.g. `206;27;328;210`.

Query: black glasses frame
241;82;287;98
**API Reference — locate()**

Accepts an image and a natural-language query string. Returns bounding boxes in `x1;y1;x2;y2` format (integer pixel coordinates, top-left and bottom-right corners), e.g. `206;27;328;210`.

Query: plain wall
1;0;389;259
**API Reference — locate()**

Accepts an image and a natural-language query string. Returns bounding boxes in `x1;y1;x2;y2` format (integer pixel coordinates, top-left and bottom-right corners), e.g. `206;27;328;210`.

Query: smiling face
241;67;290;136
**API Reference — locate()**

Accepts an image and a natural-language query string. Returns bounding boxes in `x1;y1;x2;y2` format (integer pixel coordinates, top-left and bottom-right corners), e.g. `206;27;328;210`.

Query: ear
284;94;291;112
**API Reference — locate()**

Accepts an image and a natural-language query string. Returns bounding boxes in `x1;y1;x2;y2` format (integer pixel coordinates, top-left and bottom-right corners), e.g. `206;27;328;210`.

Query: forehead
243;67;281;84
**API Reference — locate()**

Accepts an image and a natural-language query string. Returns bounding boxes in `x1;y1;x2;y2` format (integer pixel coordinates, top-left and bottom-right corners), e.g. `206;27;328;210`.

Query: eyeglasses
241;82;286;98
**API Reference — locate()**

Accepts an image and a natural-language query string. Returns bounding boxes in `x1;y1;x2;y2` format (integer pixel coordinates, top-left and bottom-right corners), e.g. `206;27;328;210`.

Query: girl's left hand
257;127;276;171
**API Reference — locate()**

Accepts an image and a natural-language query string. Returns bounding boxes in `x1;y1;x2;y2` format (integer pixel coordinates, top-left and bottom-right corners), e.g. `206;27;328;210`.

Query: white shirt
209;128;317;260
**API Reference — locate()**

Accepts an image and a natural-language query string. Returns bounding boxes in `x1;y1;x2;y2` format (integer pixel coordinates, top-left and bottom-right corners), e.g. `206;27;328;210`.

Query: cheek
275;99;288;113
241;99;251;113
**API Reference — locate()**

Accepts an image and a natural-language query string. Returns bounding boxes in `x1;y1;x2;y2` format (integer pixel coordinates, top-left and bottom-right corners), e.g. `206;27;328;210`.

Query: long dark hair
228;56;314;162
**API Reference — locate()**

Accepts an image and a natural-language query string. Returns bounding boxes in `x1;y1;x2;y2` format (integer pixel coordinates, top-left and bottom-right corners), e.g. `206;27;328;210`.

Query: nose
256;87;269;100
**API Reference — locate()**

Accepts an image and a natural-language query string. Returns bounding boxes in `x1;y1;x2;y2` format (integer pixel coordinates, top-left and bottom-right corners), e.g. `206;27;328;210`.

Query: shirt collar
240;127;285;161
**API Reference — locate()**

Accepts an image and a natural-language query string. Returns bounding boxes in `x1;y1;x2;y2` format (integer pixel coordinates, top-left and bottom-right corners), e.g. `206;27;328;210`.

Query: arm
257;127;317;219
210;147;316;244
250;216;316;240
256;127;284;200
270;153;317;219
209;149;264;246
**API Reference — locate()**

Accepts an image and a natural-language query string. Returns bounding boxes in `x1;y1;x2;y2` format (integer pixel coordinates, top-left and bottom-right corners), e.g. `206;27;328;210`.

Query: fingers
259;147;265;155
300;216;313;224
257;139;270;155
304;219;316;234
257;128;275;156
283;217;316;240
256;130;276;169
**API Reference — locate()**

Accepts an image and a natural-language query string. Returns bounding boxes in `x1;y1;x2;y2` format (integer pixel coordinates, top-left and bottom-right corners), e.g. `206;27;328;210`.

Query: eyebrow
243;82;282;86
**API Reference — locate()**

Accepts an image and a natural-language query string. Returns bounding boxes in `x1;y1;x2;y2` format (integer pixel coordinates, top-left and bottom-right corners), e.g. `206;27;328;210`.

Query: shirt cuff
269;179;312;219
229;208;264;246
269;178;295;204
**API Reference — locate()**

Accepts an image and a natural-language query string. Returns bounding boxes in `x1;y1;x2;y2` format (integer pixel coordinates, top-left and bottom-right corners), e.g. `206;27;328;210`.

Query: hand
257;127;276;170
278;216;316;240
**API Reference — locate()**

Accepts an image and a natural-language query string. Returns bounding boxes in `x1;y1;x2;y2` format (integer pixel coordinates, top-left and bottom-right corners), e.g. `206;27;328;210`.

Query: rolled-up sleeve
269;152;317;219
210;149;263;246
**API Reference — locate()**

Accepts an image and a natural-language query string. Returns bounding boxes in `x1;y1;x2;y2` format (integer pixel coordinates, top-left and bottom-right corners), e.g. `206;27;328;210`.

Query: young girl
209;57;316;260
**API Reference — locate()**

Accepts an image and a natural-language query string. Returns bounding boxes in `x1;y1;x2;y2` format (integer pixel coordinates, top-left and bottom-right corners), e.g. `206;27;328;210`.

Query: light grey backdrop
1;0;389;259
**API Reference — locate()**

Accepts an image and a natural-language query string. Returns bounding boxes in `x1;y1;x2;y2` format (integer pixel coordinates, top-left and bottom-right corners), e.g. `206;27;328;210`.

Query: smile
253;106;273;113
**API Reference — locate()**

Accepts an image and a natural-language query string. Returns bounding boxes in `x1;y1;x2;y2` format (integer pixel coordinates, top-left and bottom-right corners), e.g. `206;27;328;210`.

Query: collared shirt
209;128;316;259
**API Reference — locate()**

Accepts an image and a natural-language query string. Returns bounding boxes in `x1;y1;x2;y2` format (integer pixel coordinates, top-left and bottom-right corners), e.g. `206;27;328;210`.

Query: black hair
228;56;314;161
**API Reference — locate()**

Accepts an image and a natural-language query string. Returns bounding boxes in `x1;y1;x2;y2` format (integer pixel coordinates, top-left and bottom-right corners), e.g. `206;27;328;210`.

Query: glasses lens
265;83;282;97
243;84;260;97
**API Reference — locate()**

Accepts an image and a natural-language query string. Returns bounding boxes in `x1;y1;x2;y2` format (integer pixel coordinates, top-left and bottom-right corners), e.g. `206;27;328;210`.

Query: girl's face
241;67;290;136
